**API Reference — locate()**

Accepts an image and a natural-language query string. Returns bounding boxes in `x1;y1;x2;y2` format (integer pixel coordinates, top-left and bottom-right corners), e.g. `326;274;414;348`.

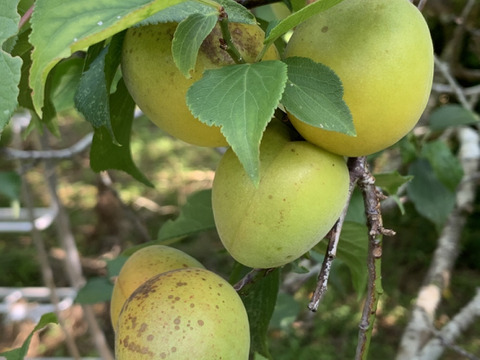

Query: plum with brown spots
115;268;250;359
110;245;204;332
212;121;350;268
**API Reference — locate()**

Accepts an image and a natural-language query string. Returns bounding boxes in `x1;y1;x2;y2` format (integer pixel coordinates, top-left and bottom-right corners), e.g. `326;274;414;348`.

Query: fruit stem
218;8;246;64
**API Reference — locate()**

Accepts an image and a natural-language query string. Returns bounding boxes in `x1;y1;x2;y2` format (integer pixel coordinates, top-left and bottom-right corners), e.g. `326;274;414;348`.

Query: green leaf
106;255;129;277
374;171;413;195
172;13;218;77
254;353;270;360
29;0;187;116
41;63;61;136
269;291;300;329
0;0;22;133
157;189;216;242
11;27;34;111
314;221;368;295
50;57;84;113
90;79;154;187
344;188;366;224
187;60;288;184
281;57;354;135
421;140;464;192
0;312;58;360
264;0;344;44
74;33;124;143
429;104;479;131
76;277;114;304
374;171;413;215
239;268;280;359
0;171;21;201
407;158;456;227
398;135;419;164
139;0;255;25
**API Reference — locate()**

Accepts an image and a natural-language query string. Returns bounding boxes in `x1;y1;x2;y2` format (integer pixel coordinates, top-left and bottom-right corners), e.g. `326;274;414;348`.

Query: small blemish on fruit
322;26;329;33
198;320;204;326
136;323;148;337
130;316;137;329
147;334;154;341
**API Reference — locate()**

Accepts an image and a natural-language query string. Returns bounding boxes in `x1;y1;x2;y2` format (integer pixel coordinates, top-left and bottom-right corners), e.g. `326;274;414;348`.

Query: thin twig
434;56;471;109
307;157;362;311
355;157;395;360
417;0;428;12
2;132;93;160
431;83;480;97
99;171;152;243
415;288;480;360
397;7;480;353
396;127;479;359
20;166;82;360
233;268;274;293
39;132;115;360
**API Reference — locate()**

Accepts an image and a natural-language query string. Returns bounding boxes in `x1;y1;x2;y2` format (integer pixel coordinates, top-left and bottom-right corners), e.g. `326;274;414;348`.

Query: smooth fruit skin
284;0;434;156
122;22;279;147
110;245;204;332
212;123;350;268
115;268;250;359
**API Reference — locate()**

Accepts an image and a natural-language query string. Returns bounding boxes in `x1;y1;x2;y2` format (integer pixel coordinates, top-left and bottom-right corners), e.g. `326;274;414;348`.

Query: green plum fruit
115;268;250;359
284;0;434;156
110;245;204;332
122;22;279;147
212;122;350;268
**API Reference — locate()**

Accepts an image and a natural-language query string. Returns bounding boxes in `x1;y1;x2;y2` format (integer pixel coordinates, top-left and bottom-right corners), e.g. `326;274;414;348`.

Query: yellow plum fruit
122;22;279;147
110;245;204;332
212;122;350;268
284;0;434;156
115;268;250;359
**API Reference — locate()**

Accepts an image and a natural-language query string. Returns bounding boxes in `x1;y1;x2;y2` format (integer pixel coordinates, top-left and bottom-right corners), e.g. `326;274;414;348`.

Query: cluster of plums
115;0;433;357
111;245;250;359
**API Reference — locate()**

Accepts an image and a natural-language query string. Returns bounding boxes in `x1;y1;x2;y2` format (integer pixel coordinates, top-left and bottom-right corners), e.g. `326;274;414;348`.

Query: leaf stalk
218;8;246;64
